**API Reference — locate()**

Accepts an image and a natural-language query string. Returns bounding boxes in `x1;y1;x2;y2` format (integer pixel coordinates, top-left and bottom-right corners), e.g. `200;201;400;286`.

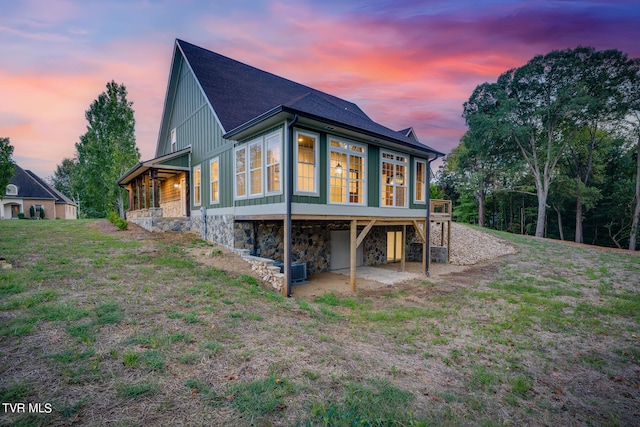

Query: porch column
185;171;191;217
151;169;160;208
401;224;406;272
145;173;151;209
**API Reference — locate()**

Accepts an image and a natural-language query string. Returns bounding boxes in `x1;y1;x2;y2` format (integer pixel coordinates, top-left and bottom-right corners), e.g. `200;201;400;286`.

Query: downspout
426;153;442;277
286;114;299;297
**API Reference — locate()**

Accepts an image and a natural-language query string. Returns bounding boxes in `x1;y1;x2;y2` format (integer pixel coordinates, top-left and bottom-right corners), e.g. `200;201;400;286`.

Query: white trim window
6;184;17;196
295;130;319;195
414;159;427;204
235;146;247;199
234;130;283;200
210;157;219;204
381;150;408;208
266;132;281;194
171;128;177;153
249;140;263;196
193;164;202;206
329;137;366;205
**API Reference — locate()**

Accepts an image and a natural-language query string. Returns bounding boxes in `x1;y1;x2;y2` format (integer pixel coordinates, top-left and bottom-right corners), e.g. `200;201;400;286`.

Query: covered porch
117;149;191;230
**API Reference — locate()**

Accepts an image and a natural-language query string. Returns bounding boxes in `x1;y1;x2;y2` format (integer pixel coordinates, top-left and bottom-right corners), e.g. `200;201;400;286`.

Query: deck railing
430;199;452;221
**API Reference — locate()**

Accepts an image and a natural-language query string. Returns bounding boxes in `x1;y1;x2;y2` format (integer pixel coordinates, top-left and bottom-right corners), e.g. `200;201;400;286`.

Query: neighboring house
118;39;448;295
1;165;77;220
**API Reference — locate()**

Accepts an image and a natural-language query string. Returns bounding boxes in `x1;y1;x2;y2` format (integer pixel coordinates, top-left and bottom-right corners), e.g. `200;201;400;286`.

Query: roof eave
224;106;444;158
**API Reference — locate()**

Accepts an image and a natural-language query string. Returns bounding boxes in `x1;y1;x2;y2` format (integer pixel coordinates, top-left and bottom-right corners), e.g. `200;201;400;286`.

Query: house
2;165;77;220
118;39;449;295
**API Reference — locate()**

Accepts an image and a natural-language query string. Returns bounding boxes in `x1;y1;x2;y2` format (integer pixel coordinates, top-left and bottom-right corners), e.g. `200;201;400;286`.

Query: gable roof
5;165;75;205
174;39;443;157
24;170;75;205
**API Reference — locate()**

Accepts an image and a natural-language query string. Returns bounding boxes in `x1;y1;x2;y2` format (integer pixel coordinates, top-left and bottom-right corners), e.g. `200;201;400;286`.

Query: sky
2;0;639;179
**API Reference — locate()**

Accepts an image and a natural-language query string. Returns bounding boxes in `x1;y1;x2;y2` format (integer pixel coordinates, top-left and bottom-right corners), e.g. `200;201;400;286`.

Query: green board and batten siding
163;53;235;210
163;50;431;215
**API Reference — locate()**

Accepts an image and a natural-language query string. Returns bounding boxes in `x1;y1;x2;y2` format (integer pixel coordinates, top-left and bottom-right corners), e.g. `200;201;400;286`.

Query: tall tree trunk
553;204;565;241
477;191;486;227
630;135;640;251
575;194;584;244
117;191;125;218
535;184;548;237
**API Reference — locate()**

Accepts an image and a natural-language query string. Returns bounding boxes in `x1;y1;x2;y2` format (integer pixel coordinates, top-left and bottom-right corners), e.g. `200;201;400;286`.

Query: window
381;150;408;208
329;138;366;205
295;130;318;195
249;140;263;196
171;128;177;153
234;130;283;199
210;157;219;204
235;146;247;198
6;184;17;196
266;133;281;193
414;159;427;204
193;165;201;206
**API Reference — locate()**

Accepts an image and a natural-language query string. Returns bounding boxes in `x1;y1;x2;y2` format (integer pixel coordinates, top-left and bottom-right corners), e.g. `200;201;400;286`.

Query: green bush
39;207;45;219
29;205;35;218
107;211;128;231
17;213;25;219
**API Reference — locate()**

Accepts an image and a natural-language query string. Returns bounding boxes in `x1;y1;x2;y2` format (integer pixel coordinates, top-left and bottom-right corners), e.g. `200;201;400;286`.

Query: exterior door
330;230;364;270
387;231;403;262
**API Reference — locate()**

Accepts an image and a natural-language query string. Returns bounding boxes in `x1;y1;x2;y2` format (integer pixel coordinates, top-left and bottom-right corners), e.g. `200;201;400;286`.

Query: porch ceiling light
335;163;343;176
174;183;180;188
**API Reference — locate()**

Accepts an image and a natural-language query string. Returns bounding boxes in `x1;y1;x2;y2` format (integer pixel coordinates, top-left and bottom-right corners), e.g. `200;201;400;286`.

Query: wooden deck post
401;224;406;272
350;219;357;293
283;218;290;296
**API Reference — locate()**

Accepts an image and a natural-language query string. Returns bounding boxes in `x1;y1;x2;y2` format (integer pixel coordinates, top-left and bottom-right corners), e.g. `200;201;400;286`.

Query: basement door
330;230;364;270
387;231;403;262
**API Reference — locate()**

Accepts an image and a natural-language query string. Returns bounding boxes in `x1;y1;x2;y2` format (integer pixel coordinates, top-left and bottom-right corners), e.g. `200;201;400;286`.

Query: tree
464;47;638;238
0;137;15;198
50;157;77;200
627;59;640;250
74;81;140;217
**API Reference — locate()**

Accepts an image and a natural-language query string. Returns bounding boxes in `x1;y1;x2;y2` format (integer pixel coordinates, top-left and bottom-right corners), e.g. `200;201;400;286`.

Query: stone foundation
191;212;235;248
242;255;285;293
234;222;331;275
160;200;183;218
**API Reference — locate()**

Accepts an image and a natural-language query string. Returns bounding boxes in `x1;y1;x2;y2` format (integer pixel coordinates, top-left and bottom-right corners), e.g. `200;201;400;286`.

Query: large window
249;140;262;196
414;159;427;204
266;133;281;193
234;130;282;199
295;130;318;195
381;150;407;208
193;165;201;206
210;157;219;204
329;138;366;205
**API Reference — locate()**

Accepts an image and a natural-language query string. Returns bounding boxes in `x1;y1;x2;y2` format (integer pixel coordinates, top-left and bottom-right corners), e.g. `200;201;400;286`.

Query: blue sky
1;0;639;178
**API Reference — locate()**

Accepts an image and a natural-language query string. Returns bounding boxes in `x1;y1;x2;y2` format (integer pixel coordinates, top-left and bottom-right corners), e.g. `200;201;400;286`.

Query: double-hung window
193;165;202;206
381;150;408;208
249;140;262;196
234;130;282;199
235;146;247;198
210;157;219;204
329;138;366;205
266;133;281;194
295;130;319;195
414;159;427;204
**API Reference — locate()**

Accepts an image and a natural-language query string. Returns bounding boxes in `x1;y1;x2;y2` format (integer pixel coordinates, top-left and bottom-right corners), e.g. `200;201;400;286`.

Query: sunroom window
381;150;407;208
414;159;426;204
329;139;365;204
193;165;201;206
266;133;280;193
210;157;219;204
296;131;318;194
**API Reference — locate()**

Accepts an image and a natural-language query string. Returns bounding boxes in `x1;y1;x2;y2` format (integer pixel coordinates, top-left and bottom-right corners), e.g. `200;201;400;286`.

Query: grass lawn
1;219;639;426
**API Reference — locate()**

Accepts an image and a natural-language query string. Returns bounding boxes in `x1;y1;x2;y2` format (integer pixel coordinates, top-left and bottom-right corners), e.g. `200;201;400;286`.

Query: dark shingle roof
177;39;442;155
24;170;75;204
6;165;56;199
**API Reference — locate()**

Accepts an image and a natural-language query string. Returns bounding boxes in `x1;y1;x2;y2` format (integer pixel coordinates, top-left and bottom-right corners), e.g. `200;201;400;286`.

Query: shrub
39;207;45;219
17;213;25;219
107;211;128;231
29;205;35;218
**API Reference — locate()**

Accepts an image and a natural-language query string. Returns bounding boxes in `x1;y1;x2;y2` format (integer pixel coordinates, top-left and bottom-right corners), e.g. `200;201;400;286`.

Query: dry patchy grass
0;220;639;426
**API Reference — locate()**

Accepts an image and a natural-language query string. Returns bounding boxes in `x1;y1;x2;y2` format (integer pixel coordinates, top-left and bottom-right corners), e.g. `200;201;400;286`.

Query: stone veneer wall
160;200;183;218
361;225;424;265
234;222;331;276
190;212;235;249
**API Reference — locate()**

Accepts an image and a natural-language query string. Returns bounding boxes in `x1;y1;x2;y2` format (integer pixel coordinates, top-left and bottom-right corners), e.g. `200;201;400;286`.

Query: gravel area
431;221;517;265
